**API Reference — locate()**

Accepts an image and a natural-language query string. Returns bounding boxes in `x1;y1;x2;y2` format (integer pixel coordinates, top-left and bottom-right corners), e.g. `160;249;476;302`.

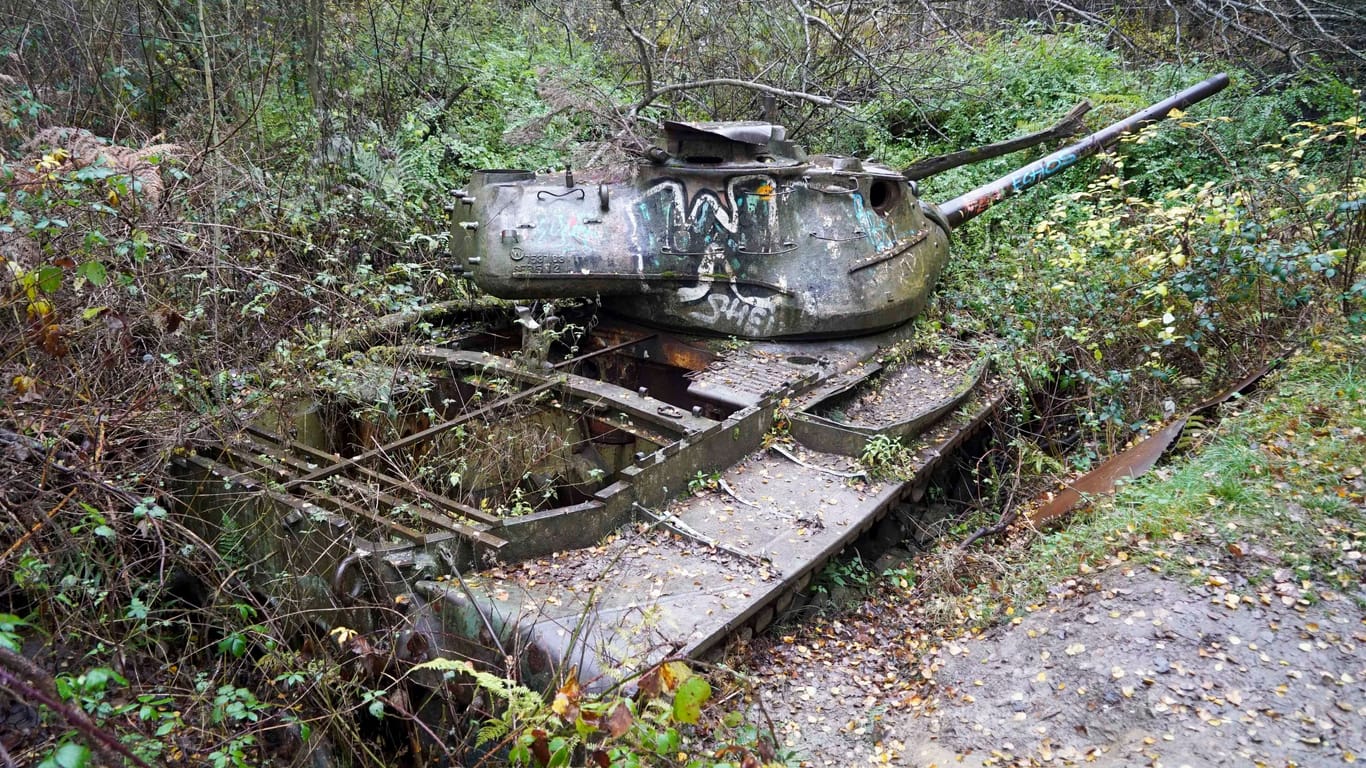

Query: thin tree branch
0;648;155;768
634;78;853;117
609;0;654;105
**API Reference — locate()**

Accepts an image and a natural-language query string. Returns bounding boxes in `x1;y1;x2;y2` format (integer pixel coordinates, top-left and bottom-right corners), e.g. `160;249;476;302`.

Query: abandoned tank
453;73;1230;340
178;75;1230;707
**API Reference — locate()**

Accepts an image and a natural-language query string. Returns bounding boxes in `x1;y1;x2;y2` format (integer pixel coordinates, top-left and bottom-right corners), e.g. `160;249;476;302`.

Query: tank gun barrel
937;73;1230;229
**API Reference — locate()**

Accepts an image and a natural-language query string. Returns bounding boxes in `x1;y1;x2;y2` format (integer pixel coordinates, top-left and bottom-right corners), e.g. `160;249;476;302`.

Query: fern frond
476;718;509;747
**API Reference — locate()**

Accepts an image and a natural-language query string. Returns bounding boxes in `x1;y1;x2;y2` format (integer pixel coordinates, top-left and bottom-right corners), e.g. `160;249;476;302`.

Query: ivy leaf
0;613;28;652
547;737;570;768
37;265;63;293
38;742;91;768
671;676;711;724
76;261;108;287
217;634;247;658
653;727;680;755
73;165;115;182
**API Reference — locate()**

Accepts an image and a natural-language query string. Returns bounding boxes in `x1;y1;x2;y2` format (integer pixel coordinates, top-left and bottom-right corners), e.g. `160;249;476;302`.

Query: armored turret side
457;124;950;338
609;154;950;338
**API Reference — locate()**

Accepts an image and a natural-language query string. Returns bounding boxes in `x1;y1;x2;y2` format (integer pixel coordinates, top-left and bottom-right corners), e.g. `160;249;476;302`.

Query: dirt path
748;567;1364;766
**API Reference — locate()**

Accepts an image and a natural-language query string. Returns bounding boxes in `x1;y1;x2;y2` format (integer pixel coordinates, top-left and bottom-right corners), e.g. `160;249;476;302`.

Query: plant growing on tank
688;470;721;495
860;434;913;479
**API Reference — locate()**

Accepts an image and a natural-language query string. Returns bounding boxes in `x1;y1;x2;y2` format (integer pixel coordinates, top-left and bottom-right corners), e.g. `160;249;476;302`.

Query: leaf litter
738;338;1365;766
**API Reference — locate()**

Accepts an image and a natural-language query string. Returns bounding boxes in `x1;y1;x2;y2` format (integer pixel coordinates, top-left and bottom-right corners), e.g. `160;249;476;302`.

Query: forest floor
748;567;1363;767
741;333;1366;768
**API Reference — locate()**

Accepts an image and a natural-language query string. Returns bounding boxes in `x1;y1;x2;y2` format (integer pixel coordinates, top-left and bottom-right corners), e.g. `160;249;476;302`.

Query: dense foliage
0;1;1361;766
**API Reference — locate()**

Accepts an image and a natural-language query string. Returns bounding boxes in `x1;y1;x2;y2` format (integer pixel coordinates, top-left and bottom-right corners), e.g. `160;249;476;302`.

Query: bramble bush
976;111;1363;444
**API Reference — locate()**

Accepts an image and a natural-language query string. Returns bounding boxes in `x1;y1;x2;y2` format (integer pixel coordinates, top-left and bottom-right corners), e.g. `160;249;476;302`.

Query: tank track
173;314;1001;691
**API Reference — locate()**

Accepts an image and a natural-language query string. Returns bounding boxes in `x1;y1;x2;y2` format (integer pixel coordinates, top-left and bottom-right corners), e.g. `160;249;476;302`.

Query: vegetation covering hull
457;121;951;338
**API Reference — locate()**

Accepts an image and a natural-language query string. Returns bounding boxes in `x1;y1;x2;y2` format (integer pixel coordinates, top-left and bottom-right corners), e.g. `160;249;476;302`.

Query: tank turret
453;74;1229;339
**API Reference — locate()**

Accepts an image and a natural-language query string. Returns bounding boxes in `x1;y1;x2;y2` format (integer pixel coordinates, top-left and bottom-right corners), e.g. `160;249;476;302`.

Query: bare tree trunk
196;0;217;151
306;0;328;134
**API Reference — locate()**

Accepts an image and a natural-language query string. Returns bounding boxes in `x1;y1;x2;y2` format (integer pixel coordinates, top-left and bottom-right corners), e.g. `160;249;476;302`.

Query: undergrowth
930;107;1364;460
918;327;1366;632
0;7;1361;766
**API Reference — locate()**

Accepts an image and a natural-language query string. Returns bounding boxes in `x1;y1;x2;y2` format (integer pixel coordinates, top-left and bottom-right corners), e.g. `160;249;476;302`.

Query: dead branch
1025;0;1366;70
957;444;1025;550
902;100;1093;180
609;0;655;101
632;78;854;117
0;647;155;768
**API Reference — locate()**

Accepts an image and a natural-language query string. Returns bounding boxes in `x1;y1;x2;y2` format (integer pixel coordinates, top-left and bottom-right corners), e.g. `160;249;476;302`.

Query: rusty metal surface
1029;356;1279;528
1028;418;1189;529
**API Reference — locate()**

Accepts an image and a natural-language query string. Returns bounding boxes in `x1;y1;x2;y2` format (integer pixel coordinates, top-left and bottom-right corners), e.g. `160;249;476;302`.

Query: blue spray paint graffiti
637;175;777;261
851;192;895;252
1009;151;1079;193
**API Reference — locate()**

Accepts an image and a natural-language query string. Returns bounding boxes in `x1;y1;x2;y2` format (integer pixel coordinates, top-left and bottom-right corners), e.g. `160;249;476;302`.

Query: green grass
945;328;1366;623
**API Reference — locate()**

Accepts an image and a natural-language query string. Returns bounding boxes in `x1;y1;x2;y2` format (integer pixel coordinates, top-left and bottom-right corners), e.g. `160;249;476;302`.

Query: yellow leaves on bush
328;625;358;647
551;671;581;722
36;148;70;173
